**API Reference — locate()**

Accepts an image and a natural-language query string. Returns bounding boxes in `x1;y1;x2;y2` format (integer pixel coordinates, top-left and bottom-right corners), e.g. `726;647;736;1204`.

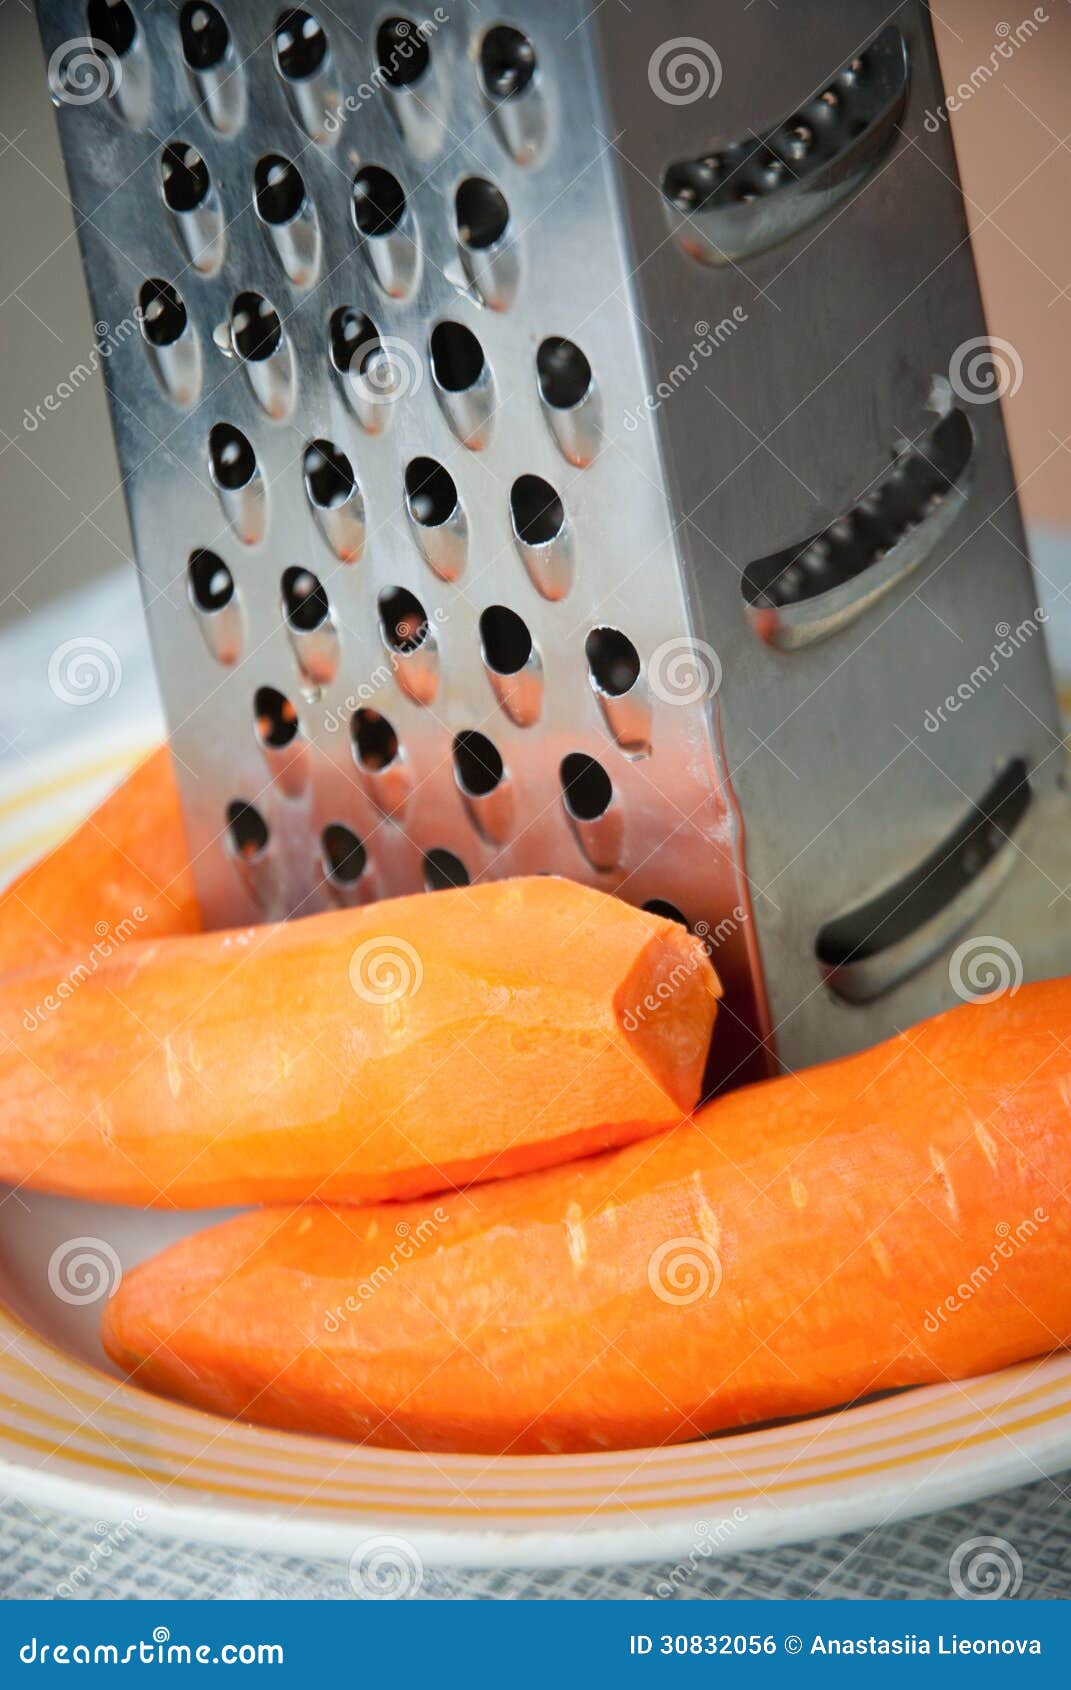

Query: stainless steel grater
34;0;1071;1080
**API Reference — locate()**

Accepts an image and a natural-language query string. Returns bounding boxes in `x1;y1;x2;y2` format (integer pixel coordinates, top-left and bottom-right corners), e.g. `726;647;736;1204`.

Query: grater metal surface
35;0;1070;1076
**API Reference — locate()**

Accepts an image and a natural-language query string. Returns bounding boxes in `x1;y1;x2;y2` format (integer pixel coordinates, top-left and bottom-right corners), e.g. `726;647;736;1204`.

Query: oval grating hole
304;438;355;507
378;584;429;652
511;474;564;545
352;165;407;236
480;24;536;100
254;684;299;749
480;604;531;675
430;321;485;392
180;2;229;69
322;822;367;884
643;897;689;928
161;141;210;212
424;847;469;891
254;154;306;224
351;707;399;770
453;729;504;796
231;291;281;362
139;278;187;347
560;751;612;821
208;423;256;490
226;798;269;858
455;176;510;249
329;307;381;375
586;626;640;697
86;0;137;56
537;337;591;409
405;456;457;526
188;547;234;611
274;8;327;79
281;565;330;631
376;15;430;87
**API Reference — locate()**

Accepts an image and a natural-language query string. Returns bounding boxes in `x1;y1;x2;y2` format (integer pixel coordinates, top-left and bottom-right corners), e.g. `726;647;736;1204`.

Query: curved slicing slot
744;405;973;649
663;25;908;266
817;758;1032;1005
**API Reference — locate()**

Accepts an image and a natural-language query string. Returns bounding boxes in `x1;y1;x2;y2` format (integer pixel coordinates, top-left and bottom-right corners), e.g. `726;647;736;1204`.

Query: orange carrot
104;976;1071;1453
0;877;718;1207
0;747;200;973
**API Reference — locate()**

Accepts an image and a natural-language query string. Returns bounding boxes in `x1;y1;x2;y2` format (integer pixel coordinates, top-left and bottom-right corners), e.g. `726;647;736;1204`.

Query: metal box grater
34;0;1071;1079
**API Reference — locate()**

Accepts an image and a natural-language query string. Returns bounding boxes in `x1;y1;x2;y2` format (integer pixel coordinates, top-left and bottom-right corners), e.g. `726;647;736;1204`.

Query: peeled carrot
104;976;1071;1453
0;877;718;1207
0;746;200;973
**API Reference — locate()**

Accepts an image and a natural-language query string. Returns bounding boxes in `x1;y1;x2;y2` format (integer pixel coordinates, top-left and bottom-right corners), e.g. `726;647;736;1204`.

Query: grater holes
376;15;430;87
254;684;298;749
352;165;407;236
429;322;485;393
405;457;457;527
456;177;510;250
179;2;229;69
188;548;234;611
511;474;563;545
453;730;504;797
643;898;689;928
86;0;136;56
254;154;306;225
480;604;531;674
138;278;187;347
274;8;327;79
661;25;908;267
480;24;536;100
560;751;612;821
817;758;1031;1004
537;338;591;409
586;627;640;697
744;404;973;649
378;584;429;653
423;847;469;891
226;799;269;859
161;141;210;213
304;439;355;508
282;565;330;631
351;708;399;771
321;823;367;885
231;291;281;362
208;422;256;490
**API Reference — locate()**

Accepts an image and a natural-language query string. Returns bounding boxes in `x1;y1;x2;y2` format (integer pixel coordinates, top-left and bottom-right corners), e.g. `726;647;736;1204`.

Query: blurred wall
0;0;1068;627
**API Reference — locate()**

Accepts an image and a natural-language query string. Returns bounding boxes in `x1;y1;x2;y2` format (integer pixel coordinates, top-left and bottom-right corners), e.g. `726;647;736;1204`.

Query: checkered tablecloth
2;1477;1070;1600
2;557;1070;1603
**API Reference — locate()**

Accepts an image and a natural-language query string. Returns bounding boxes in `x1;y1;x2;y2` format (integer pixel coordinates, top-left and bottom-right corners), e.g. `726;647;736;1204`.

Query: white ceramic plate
2;742;1070;1568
